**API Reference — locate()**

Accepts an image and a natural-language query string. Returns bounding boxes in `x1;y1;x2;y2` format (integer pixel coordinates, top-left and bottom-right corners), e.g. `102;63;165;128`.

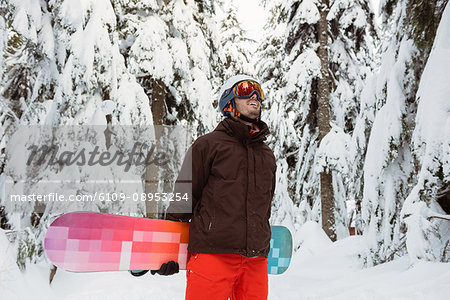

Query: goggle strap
224;100;239;117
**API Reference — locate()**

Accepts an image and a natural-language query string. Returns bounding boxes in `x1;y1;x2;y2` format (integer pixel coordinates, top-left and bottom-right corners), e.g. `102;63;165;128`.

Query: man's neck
236;118;252;127
232;112;259;126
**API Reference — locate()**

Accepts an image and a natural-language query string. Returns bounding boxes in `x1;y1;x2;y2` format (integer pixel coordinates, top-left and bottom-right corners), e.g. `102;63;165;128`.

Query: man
137;75;276;300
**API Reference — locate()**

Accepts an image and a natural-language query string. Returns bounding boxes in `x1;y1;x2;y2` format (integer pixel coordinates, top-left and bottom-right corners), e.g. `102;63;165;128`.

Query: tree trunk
144;78;165;219
317;0;336;242
49;265;57;284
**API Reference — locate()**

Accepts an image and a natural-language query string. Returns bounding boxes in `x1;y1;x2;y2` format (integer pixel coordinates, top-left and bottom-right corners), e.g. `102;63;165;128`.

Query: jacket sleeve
267;163;277;220
165;140;210;222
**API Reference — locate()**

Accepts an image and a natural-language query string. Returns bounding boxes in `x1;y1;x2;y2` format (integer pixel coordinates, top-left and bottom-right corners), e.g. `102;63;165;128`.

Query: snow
39;14;55;60
11;6;30;39
295;0;320;25
129;16;173;83
0;229;54;299
101;100;115;115
60;0;91;30
2;223;450;300
316;125;351;174
285;48;321;93
400;2;450;263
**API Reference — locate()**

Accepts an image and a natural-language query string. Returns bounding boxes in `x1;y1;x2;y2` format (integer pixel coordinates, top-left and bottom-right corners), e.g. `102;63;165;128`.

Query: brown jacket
167;118;276;257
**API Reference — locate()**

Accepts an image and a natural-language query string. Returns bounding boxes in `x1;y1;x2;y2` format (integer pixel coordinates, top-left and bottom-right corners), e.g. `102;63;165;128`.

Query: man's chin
242;114;260;120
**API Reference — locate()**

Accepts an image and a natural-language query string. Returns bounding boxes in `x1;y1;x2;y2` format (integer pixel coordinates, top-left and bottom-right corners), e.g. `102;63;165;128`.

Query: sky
233;0;381;45
234;0;268;43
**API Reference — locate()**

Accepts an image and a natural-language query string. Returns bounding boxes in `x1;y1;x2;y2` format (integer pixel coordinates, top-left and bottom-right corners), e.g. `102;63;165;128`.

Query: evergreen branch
442;240;450;262
427;214;450;222
380;235;407;264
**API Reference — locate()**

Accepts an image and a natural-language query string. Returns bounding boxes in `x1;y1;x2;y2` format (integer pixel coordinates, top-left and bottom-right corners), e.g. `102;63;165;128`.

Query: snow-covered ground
1;222;449;300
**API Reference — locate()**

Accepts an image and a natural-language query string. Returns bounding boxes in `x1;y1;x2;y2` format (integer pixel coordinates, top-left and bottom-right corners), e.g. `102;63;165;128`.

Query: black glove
129;270;149;277
151;261;179;276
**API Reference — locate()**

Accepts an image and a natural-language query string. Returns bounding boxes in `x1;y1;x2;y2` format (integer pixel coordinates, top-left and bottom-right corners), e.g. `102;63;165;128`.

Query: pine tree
317;0;336;241
116;0;228;216
219;2;253;79
0;0;152;268
355;0;448;265
256;0;297;228
1;0;246;271
256;0;377;238
401;0;450;263
323;0;377;240
0;0;12;178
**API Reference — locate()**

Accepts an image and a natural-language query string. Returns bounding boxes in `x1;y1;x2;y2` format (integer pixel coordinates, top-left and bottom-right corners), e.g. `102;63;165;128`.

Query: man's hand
151;261;179;276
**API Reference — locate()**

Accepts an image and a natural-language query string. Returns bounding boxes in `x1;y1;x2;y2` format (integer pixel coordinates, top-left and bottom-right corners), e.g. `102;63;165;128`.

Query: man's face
234;94;261;119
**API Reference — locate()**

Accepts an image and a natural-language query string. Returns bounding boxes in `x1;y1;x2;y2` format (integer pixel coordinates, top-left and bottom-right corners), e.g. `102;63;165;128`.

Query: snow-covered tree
356;0;448;265
219;2;253;79
114;0;230;216
1;0;246;267
0;0;153;267
401;0;450;263
118;0;225;133
256;0;296;229
317;0;336;241
257;0;377;239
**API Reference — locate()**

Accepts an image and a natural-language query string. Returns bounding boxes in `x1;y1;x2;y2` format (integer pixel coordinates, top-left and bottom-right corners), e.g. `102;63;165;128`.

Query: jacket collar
214;117;270;143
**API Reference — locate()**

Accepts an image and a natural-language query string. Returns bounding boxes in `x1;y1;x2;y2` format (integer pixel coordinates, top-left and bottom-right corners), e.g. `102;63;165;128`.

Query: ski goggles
232;80;265;102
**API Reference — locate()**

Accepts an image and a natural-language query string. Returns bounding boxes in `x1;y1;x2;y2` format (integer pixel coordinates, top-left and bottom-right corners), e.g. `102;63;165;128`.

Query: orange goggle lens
233;81;264;101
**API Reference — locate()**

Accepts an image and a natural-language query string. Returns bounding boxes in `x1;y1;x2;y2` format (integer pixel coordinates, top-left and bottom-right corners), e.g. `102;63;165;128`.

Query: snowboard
44;212;292;275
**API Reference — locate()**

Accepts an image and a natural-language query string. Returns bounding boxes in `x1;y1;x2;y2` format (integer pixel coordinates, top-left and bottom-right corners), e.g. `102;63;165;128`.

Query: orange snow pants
185;253;268;300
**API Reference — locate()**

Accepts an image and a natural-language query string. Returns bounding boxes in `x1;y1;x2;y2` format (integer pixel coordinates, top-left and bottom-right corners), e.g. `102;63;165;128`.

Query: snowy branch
427;214;450;222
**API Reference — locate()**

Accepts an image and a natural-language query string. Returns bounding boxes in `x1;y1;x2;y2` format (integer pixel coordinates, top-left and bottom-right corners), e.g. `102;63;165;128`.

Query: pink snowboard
45;211;292;274
44;212;189;272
